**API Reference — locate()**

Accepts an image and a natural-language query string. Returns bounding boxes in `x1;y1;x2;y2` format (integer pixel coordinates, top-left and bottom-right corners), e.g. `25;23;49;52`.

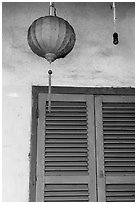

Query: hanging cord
113;2;116;32
48;63;52;113
47;2;56;112
49;2;56;16
112;2;119;45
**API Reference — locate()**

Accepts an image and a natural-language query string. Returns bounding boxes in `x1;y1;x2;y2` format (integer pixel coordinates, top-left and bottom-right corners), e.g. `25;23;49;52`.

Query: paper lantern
27;3;76;112
27;15;76;63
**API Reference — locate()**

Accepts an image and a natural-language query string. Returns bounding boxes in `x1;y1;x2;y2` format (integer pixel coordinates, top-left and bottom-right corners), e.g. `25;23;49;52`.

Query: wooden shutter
95;95;135;202
36;93;96;201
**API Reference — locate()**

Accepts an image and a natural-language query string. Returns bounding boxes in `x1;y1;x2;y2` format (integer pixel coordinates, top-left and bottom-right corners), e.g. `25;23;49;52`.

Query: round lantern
27;3;76;112
27;15;76;63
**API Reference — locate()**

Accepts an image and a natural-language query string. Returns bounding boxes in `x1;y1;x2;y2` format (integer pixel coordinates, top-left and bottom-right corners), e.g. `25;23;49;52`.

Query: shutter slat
46;126;87;130
104;140;134;143
105;167;134;172
104;152;134;157
105;162;135;166
46;110;87;112
103;110;135;114
44;197;89;202
46;117;87;120
45;172;89;176
46;139;88;143
105;158;134;162
104;149;134;152
45;162;88;166
106;192;135;196
107;184;135;190
45;148;88;152
46;122;87;125
104;131;134;135
104;144;134;148
104;127;134;130
103;115;134;118
46;101;86;106
103;119;135;122
103;107;134;110
45;167;88;171
46;131;87;134
106;197;135;202
45;144;88;147
104;136;134;140
45;192;89;196
46;106;86;108
46;114;87;117
45;153;88;157
103;123;134;127
104;131;134;136
45;135;87;139
45;157;88;161
103;103;134;107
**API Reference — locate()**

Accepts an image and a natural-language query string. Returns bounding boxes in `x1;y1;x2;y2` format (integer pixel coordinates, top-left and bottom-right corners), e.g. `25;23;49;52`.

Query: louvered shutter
95;95;135;202
36;93;96;201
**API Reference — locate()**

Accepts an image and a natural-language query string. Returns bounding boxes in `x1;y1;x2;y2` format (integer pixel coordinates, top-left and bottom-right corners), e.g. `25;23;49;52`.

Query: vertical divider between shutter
86;95;97;201
95;96;106;201
36;93;47;201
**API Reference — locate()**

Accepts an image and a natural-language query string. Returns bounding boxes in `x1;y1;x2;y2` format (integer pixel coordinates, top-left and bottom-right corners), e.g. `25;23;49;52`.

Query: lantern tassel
48;65;52;113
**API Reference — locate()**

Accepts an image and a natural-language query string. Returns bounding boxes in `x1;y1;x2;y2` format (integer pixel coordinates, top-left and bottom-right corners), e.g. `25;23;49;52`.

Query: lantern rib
56;22;71;54
57;22;75;58
34;18;48;51
32;21;45;55
53;18;67;53
28;23;45;58
49;17;60;52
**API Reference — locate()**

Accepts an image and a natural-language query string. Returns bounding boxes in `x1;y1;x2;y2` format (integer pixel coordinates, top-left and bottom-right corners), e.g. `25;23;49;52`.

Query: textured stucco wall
2;2;135;201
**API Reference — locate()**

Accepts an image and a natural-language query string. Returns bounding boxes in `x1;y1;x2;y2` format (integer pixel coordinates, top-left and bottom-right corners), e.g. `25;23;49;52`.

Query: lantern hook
49;2;56;16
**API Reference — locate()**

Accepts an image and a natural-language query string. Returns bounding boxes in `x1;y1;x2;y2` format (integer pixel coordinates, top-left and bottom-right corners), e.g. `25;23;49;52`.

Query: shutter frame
36;93;96;201
36;93;47;201
95;95;135;202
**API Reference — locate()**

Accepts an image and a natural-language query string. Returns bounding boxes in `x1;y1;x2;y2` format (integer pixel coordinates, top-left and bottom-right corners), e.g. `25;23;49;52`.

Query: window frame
29;86;134;201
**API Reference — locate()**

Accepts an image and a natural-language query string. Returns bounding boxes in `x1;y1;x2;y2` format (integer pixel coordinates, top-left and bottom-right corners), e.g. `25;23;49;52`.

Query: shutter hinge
32;175;37;186
33;163;37;185
99;170;104;178
36;108;39;118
